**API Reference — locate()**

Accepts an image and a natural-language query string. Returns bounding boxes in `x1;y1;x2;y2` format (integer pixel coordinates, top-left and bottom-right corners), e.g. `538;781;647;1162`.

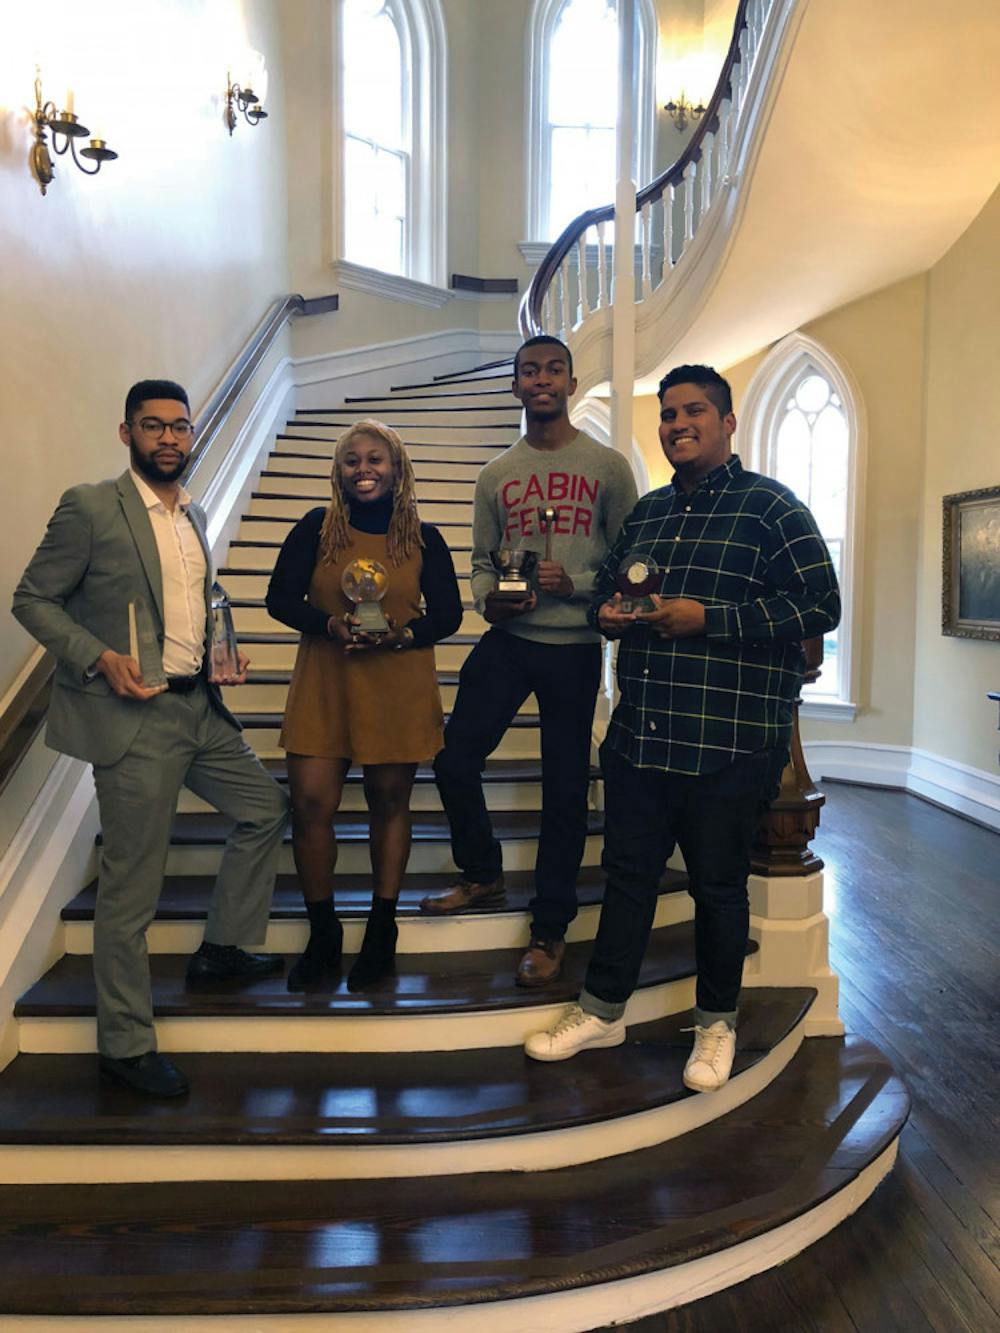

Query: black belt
165;675;202;694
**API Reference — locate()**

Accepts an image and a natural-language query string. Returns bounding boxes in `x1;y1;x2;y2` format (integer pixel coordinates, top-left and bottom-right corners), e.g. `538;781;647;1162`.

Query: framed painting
942;485;1000;641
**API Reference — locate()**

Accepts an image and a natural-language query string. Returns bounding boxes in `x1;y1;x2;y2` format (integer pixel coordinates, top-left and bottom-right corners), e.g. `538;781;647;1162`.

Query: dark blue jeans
581;743;786;1023
433;628;602;941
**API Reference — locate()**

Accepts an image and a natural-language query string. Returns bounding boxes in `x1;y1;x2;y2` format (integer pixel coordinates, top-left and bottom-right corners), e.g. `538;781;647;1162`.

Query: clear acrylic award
209;581;241;680
127;596;167;689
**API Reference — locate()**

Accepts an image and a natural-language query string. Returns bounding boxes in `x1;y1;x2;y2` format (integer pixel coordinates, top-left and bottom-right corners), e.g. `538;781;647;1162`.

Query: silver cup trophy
490;547;539;599
616;554;661;613
209;581;241;680
341;557;391;636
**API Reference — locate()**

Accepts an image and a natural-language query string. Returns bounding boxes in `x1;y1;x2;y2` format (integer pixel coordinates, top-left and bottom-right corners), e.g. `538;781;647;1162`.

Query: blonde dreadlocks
318;419;424;567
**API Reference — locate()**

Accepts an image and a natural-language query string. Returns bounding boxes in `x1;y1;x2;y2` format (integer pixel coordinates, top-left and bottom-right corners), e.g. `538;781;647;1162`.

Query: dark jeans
581;743;786;1022
433;628;602;940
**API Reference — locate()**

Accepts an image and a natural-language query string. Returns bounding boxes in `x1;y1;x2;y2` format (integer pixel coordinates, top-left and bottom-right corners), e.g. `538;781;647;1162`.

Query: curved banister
519;0;753;339
0;291;338;794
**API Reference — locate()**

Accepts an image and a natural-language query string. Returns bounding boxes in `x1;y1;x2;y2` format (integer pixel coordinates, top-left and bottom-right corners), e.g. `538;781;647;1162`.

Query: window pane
549;126;616;235
343;1;403;147
549;0;618;126
775;407;811;502
810;404;848;538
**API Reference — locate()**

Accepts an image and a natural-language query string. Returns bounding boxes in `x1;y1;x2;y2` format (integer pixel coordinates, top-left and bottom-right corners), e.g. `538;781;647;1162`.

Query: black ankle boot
346;899;398;992
288;909;343;992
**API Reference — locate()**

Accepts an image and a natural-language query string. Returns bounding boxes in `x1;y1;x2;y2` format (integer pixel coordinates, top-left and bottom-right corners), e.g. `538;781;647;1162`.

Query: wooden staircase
0;362;908;1327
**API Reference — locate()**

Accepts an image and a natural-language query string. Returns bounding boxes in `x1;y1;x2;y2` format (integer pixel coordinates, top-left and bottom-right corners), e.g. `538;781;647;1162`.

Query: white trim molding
331;259;452;308
524;0;657;243
805;741;1000;833
740;330;867;714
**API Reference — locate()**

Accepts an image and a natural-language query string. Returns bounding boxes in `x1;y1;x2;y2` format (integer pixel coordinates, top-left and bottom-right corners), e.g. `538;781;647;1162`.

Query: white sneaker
525;1004;626;1062
683;1021;737;1092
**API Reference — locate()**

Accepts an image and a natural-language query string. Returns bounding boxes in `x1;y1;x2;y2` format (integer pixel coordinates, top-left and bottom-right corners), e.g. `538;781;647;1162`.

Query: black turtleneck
264;503;462;648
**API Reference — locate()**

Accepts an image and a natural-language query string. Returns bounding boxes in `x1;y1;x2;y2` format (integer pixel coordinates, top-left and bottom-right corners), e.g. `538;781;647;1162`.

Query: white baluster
683;160;697;247
596;220;608;308
640;201;653;299
661;183;675;275
718;100;732;181
700;131;714;213
543;288;553;332
559;258;572;334
577;233;590;319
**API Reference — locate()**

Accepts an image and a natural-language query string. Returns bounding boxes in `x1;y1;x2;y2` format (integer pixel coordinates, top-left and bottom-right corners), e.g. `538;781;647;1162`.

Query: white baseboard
292;329;518;406
805;740;1000;832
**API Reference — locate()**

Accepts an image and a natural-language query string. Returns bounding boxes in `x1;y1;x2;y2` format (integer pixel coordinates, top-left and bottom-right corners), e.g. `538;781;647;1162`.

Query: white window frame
740;332;866;721
333;0;447;291
524;0;657;246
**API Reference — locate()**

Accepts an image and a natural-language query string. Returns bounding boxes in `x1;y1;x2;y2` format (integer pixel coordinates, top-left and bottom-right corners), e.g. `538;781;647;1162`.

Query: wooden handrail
0;291;338;792
519;0;751;339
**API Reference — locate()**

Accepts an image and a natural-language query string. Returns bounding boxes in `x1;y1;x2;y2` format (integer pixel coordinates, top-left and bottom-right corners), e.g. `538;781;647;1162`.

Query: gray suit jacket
12;471;240;767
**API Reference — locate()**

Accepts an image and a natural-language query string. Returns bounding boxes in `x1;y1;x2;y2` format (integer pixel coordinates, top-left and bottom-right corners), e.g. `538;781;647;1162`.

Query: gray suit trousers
91;682;288;1058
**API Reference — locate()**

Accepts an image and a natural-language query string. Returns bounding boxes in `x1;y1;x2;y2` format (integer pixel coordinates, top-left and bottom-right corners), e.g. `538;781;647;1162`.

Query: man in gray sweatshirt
421;336;638;986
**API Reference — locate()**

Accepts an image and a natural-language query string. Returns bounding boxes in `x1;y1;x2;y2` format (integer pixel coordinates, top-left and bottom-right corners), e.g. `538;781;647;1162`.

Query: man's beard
130;441;188;484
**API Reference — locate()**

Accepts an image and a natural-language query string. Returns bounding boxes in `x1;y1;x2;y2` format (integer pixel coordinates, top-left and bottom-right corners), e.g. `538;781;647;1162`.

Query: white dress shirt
129;471;208;676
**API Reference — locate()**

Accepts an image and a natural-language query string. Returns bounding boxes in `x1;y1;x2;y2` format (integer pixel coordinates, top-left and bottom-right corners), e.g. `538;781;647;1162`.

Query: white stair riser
236;517;473;546
237;638;477;671
223;682;536;714
240;723;541;761
63;890;688;957
250;496;474;525
231;605;487;634
274;439;504;464
17;973;692;1056
267;454;486;482
164;833;603;877
222;554;472;590
286;424;517;445
177;776;562;815
259;474;476;502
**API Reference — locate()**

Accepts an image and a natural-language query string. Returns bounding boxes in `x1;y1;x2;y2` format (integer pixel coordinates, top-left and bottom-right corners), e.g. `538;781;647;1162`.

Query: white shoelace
684;1024;732;1070
551;1005;590;1036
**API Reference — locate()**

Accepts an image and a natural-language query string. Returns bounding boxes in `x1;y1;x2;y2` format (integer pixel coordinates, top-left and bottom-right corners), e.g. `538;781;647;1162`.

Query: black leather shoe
288;922;344;992
99;1051;189;1098
185;942;284;985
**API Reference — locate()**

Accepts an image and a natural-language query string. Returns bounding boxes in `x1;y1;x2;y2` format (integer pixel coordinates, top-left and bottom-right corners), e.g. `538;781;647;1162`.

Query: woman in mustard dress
266;420;462;991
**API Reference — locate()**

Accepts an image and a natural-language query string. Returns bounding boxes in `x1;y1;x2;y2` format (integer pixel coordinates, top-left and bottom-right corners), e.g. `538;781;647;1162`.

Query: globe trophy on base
616;554;661;613
490;548;539;599
342;558;391;637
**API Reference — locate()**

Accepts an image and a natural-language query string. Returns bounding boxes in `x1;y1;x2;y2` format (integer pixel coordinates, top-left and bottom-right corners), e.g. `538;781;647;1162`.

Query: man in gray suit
13;380;289;1097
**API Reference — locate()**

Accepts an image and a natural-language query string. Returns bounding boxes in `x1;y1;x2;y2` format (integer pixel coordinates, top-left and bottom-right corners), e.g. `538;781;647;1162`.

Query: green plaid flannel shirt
589;456;841;775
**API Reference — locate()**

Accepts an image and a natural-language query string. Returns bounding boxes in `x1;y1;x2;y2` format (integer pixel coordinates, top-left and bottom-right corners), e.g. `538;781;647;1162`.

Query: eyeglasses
133;417;194;440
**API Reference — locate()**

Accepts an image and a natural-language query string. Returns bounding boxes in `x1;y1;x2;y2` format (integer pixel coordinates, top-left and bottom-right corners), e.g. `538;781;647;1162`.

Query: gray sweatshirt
470;431;638;644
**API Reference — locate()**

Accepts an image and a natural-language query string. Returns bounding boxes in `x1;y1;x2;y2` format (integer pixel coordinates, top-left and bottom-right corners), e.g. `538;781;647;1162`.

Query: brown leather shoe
516;937;566;988
419;874;505;915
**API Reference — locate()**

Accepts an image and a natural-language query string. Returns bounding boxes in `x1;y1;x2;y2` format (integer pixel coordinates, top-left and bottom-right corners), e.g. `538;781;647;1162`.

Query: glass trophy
616;554;661;613
209;581;240;680
490;547;539;599
127;596;167;689
341;558;391;636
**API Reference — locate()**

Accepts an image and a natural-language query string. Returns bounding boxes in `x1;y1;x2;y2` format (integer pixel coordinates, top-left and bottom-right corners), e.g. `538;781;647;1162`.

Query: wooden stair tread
152;809;601;845
62;868;687;921
0;1038;908;1317
0;990;812;1146
234;711;540;729
169;754;598;783
14;921;728;1017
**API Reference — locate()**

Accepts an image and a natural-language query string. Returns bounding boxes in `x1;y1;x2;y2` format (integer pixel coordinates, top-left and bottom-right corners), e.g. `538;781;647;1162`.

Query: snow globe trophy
341;558;391;637
616;554;661;613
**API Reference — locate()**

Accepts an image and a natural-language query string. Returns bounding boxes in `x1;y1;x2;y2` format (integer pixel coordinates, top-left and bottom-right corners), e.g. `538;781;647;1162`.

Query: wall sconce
31;69;117;196
224;60;268;135
663;93;706;133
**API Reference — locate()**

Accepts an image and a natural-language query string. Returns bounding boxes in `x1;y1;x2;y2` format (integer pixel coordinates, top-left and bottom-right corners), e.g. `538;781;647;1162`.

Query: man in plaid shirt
526;365;840;1090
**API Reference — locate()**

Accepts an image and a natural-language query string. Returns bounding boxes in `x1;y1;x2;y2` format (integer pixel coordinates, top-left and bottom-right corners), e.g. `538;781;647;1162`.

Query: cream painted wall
913;183;1000;774
0;0;290;696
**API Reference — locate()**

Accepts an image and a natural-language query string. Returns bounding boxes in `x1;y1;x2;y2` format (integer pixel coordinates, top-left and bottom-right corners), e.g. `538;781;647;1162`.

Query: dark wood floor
611;784;1000;1333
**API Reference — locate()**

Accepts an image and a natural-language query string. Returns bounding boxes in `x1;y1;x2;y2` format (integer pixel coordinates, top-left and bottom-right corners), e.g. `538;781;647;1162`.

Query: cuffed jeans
433;628;602;941
580;743;786;1027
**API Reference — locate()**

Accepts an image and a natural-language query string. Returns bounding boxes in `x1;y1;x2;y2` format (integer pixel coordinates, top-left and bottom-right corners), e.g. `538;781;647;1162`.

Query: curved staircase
0;364;908;1327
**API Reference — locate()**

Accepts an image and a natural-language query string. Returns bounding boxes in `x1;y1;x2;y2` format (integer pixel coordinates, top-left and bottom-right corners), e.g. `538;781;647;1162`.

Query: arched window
741;334;865;717
525;0;656;244
337;0;446;288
